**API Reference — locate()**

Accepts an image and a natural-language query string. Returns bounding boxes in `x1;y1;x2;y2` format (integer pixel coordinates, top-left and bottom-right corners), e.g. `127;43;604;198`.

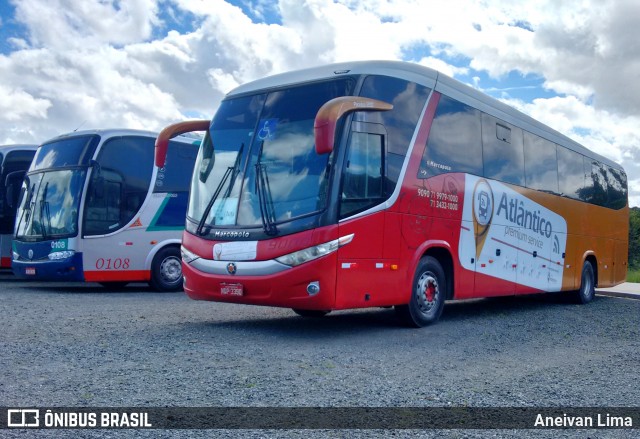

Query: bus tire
292;309;330;318
395;256;446;327
149;246;183;292
572;260;595;304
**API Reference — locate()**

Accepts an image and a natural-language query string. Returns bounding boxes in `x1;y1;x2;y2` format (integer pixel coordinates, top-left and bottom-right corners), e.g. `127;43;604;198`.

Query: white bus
0;144;38;268
11;129;199;290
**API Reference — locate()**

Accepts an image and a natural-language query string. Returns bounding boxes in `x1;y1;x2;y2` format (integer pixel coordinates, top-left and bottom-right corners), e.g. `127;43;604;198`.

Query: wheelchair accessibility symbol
257;119;278;140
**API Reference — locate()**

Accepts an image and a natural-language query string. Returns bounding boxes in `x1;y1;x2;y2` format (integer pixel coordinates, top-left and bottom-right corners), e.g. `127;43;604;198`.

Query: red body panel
335;211;406;308
84;270;150;282
183;225;339;262
183;248;338;310
182;226;340;310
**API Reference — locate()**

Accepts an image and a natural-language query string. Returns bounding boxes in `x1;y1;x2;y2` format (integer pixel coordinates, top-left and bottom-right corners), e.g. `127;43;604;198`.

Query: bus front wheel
571;261;595;304
395;256;446;327
149;246;183;292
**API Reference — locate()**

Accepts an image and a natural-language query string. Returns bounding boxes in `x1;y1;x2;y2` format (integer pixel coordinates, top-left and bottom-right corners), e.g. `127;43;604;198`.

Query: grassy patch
627;268;640;283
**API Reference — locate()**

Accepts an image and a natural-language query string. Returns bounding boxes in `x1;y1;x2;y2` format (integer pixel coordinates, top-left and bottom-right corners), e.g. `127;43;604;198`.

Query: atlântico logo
473;179;494;226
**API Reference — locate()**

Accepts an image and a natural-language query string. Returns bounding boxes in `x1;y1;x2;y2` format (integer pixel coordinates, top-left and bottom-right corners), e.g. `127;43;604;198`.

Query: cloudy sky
1;0;639;206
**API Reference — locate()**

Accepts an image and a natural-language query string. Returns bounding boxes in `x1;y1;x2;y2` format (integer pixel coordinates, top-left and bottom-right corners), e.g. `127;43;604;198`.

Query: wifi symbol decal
553;235;560;254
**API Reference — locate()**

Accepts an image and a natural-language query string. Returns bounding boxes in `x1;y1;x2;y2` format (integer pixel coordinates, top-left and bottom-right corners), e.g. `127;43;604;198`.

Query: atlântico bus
0;144;37;268
155;60;628;326
12;129;199;291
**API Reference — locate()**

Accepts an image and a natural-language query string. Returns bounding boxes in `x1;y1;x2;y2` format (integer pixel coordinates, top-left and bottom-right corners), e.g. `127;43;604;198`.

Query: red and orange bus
156;61;628;326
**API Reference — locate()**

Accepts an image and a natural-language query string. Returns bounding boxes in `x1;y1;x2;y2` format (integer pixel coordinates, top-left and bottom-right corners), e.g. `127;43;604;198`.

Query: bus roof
0;144;38;153
41;128;198;146
228;60;622;172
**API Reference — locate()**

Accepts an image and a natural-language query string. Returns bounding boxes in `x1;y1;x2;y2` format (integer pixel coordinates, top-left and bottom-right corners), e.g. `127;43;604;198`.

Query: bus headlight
181;245;199;263
48;250;76;260
275;234;354;267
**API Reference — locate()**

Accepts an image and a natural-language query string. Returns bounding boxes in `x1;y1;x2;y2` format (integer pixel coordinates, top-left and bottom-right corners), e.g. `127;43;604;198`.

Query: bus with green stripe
11;129;199;291
0;144;38;268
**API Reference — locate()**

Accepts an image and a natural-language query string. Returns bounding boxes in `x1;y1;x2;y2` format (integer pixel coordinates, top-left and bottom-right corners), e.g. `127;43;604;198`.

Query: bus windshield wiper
214;143;244;216
39;182;51;239
255;142;278;236
195;144;244;236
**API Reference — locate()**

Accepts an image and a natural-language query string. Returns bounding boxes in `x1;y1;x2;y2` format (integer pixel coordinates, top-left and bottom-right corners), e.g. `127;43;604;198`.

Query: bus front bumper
12;252;85;281
182;253;338;310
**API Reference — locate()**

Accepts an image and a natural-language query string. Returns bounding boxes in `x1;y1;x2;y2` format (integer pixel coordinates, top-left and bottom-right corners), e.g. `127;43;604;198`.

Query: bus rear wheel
395;256;446;327
571;260;595;304
149;246;183;292
292;309;330;318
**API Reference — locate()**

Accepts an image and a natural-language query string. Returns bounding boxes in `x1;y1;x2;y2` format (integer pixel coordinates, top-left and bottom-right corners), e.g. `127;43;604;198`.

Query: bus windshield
31;135;99;170
14;135;99;239
15;169;86;239
188;78;355;235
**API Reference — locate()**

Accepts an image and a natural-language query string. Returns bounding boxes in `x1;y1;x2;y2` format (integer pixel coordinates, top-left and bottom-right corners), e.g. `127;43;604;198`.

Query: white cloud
0;84;51;121
0;0;638;205
416;57;469;78
13;0;160;48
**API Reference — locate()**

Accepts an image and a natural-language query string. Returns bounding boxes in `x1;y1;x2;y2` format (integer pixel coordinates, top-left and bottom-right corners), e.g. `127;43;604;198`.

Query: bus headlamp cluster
48;250;75;260
275;234;354;267
181;245;200;263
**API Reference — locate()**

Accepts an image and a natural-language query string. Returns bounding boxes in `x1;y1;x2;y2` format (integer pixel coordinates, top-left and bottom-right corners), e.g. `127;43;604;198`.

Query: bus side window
358;75;430;194
154;141;198;193
482;113;525;186
419;95;482;178
523;131;559;194
583;159;609;206
557;147;584;199
84;169;124;234
340;131;384;218
83;136;153;236
606;166;627;209
104;178;122;224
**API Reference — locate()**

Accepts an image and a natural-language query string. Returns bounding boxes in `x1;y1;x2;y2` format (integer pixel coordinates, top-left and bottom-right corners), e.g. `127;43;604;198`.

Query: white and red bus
12;129;199;291
156;61;628;325
0;144;38;268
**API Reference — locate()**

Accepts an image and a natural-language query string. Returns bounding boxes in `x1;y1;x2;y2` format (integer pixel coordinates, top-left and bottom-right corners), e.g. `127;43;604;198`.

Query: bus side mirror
313;96;393;154
155;120;210;168
4;170;26;209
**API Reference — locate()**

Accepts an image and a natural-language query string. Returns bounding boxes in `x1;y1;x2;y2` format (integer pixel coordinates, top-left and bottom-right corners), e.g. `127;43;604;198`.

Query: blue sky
0;1;22;54
0;0;639;205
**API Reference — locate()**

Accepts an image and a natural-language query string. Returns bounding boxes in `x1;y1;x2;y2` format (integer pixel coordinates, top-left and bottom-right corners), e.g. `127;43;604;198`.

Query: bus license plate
221;283;243;296
25;267;36;275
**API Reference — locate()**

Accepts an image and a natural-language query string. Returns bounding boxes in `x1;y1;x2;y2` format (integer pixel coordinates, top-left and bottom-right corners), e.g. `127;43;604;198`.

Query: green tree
630;207;640;269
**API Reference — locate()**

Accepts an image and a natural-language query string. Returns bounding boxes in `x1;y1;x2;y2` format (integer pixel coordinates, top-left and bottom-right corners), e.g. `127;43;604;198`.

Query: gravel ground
1;271;639;438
